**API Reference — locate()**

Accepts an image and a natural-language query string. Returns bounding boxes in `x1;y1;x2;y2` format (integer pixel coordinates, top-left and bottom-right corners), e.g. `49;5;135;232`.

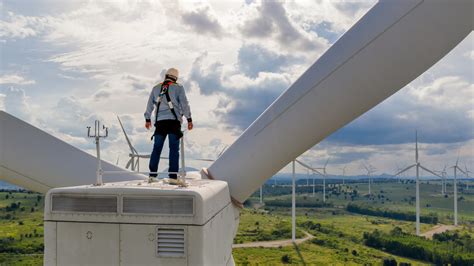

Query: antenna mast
87;120;109;186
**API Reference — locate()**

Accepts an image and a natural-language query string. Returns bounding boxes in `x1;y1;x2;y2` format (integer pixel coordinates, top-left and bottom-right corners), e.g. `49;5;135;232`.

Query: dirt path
421;224;457;239
233;231;314;249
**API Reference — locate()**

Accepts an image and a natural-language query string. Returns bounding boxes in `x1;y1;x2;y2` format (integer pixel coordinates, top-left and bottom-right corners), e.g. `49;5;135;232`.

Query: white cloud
0;87;32;121
0;12;47;39
409;76;474;109
0;74;35;85
465;50;474;60
0;93;5;110
1;0;472;176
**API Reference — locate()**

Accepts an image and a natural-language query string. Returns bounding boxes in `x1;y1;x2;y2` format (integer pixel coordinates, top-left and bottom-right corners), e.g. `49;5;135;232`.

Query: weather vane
87;120;108;186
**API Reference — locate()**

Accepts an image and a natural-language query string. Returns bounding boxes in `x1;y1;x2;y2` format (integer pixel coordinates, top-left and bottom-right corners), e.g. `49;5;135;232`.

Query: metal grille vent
51;195;117;213
156;228;186;257
122;197;193;215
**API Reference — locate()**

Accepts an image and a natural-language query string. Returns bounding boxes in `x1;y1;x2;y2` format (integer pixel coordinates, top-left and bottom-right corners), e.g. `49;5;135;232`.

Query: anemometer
87;120;109;186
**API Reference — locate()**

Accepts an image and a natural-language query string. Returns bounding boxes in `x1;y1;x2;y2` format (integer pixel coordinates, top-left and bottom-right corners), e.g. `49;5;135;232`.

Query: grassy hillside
0;179;472;265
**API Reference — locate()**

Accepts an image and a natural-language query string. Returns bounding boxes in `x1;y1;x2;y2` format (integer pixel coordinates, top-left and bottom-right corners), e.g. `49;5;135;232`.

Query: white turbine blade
464;165;470;177
324;158;329;168
362;163;369;172
419;165;442;178
206;1;473;203
117;116;138;154
456;166;467;176
217;145;228;158
125;158;133;169
0;111;143;192
193;158;215;162
393;164;416;176
415;131;419;163
295;159;324;175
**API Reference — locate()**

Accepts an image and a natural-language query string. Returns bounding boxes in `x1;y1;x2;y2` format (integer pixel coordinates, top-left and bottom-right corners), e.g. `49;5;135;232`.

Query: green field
0;191;44;266
0;179;473;265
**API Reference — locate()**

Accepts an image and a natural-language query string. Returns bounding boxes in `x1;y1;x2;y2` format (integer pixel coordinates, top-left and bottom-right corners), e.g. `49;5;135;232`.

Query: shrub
281;254;292;264
382;257;397;266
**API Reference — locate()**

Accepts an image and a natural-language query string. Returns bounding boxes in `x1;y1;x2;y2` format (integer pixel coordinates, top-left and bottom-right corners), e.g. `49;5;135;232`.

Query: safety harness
155;81;179;122
151;81;183;140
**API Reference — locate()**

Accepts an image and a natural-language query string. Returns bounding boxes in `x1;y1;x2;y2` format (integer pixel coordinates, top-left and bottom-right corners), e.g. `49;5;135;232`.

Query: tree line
363;228;474;265
346;203;438;224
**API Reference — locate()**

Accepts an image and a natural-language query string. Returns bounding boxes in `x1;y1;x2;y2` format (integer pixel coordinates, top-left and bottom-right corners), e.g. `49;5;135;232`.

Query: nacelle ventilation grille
156;227;186;257
123;197;193;215
51;195;117;213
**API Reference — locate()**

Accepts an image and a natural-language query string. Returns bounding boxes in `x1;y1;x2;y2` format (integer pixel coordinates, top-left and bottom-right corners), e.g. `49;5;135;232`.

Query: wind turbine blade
125;158;133;169
218;145;228;158
362;163;369;172
324;158;329;168
117;116;138;154
393;164;416;176
456;166;467;176
415;131;419;163
295;159;323;175
295;159;312;171
419;165;442;178
193;158;215;162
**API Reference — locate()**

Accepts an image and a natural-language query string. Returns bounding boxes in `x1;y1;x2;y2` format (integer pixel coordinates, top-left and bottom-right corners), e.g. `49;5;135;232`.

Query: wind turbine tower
393;132;440;235
464;165;471;190
340;166;347;185
317;159;329;203
434;166;448;196
451;159;467;226
291;160;296;242
362;163;376;196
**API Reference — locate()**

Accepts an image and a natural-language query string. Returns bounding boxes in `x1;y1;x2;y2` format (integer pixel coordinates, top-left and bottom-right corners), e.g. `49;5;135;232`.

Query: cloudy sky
1;0;473;177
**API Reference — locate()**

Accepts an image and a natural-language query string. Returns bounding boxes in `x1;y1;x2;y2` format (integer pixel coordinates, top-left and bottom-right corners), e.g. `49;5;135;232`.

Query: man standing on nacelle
144;68;193;181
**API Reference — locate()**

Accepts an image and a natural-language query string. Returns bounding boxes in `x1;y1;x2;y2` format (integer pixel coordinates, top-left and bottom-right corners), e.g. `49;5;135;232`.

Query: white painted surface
57;222;120;265
44;180;236;266
208;0;473;203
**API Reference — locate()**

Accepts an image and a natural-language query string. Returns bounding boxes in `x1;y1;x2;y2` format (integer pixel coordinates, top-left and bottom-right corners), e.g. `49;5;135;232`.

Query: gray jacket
144;82;192;124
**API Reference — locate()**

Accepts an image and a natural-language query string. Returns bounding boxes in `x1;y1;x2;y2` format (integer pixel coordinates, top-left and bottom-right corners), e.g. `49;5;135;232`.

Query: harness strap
155;81;179;123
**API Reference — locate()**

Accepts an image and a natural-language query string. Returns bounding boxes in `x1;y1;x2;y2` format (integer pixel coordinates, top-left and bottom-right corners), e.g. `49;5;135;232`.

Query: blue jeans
149;133;180;179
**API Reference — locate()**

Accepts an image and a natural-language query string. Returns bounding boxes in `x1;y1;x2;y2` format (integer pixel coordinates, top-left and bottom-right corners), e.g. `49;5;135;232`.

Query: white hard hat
165;68;179;79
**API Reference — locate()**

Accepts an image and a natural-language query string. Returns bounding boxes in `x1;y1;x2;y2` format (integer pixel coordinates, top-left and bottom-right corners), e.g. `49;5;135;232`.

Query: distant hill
0;180;22;190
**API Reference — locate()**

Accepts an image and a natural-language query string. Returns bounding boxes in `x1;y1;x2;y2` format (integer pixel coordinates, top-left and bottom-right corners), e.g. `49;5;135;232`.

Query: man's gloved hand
145;121;152;130
188;122;193;131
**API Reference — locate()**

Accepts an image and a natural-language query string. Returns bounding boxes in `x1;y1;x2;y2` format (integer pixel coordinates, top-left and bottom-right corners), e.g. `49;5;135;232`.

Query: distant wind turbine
295;159;323;198
362;163;376;196
317;159;330;202
117;116;214;173
464;165;471;190
434;165;448;196
393;132;441;236
450;158;467;226
339;166;347;185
